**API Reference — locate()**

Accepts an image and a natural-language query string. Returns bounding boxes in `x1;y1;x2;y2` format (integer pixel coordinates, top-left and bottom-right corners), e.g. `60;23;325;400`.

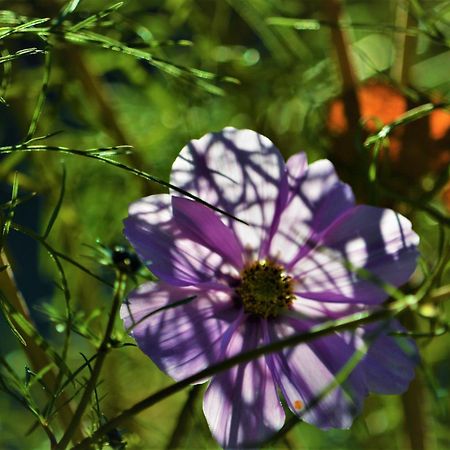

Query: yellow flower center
236;260;294;318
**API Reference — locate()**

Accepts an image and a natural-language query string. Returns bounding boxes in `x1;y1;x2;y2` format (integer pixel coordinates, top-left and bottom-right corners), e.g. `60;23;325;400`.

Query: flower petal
292;205;419;304
203;319;285;449
124;194;238;286
269;158;355;266
357;321;419;394
286;152;308;189
170;127;288;259
268;318;367;429
171;196;244;270
288;296;365;321
121;281;239;381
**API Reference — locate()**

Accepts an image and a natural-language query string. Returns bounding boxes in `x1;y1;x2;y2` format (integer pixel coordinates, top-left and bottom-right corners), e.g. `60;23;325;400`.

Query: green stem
261;415;300;449
164;385;202;450
0;145;248;225
72;293;420;450
56;271;126;450
377;186;450;227
365;103;448;147
325;0;361;126
0;251;85;443
10;222;113;287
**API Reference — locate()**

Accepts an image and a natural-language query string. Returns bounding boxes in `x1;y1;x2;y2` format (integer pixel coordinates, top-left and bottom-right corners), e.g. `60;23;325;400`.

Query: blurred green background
0;0;449;449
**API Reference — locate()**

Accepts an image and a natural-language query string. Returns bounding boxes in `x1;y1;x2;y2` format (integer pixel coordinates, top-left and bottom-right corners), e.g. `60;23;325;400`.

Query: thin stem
365;103;448;145
72;293;420;449
325;0;361;126
0;251;85;443
401;312;426;450
164;385;202;450
261;415;300;449
57;271;126;450
378;185;450;227
0;145;248;225
10;222;113;287
26;46;52;141
391;1;416;85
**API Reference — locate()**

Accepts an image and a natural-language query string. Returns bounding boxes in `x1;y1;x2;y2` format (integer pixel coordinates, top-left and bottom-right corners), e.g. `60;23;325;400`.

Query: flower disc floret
236;260;294;318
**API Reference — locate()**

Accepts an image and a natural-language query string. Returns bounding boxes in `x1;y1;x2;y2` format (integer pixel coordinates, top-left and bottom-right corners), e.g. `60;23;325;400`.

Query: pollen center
236;260;294;318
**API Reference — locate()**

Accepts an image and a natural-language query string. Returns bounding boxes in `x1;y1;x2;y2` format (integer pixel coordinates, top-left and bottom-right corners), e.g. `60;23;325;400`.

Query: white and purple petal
121;281;239;381
267;317;367;429
124;194;239;287
170;127;289;259
171;196;244;270
292;205;419;304
269;158;355;266
203;318;285;449
356;321;419;394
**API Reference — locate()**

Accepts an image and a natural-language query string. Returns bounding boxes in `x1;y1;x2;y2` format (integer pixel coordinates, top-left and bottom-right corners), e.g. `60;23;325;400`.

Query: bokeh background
0;0;449;449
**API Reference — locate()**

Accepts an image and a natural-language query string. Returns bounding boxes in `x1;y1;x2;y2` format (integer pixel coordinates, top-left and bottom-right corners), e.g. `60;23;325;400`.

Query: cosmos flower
121;128;419;449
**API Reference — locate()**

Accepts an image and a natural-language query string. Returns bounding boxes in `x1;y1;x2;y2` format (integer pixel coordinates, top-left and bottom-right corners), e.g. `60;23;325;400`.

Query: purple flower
121;128;419;448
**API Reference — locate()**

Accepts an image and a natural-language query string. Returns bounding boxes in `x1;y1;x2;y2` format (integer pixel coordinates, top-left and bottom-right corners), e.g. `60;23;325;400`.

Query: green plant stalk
26;47;52;141
401;312;427;450
57;271;126;450
72;292;421;450
325;0;361;127
365;103;448;146
10;222;112;287
0;144;248;225
260;331;376;449
391;1;417;85
365;102;449;201
164;385;202;450
0;24;234;94
0;251;85;444
377;185;450;227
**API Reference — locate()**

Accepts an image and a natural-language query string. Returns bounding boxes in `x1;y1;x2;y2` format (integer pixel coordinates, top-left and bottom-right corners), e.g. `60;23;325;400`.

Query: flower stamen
236;260;294;318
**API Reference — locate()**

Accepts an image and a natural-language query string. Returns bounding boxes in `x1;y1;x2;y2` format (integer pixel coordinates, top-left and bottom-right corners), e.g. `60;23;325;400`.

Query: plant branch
0;250;85;444
164;385;202;450
0;144;249;225
57;271;126;450
72;292;421;449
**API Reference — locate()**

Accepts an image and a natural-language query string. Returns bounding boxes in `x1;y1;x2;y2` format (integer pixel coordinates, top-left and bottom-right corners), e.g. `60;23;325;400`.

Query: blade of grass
0;172;19;249
10;221;113;287
0;48;12;103
43;163;66;239
0;47;45;65
0;17;50;40
69;2;124;32
26;47;52;141
164;385;202;450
